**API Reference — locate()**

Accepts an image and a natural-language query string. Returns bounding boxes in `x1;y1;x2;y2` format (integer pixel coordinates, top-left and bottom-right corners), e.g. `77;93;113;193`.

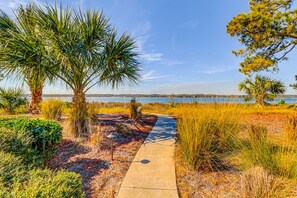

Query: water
41;96;297;104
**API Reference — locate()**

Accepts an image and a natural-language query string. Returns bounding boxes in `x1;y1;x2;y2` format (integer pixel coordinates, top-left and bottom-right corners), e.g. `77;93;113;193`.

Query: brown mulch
175;113;290;198
46;114;157;198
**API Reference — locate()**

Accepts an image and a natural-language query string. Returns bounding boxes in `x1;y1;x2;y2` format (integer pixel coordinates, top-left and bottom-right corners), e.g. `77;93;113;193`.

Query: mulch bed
46;114;157;198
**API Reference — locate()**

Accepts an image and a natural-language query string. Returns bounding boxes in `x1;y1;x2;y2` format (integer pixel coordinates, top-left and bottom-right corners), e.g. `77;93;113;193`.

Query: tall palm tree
36;4;140;136
0;5;52;112
238;75;285;106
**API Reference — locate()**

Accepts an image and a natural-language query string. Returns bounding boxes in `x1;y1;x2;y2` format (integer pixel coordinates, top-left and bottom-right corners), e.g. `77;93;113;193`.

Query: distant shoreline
26;94;297;98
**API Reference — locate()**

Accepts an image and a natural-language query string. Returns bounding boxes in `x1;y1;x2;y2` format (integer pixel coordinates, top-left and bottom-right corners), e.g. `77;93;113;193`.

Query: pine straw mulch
46;114;157;198
175;113;290;198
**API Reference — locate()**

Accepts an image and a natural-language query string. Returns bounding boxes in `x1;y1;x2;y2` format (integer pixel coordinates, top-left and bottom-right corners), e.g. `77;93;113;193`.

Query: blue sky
1;0;297;95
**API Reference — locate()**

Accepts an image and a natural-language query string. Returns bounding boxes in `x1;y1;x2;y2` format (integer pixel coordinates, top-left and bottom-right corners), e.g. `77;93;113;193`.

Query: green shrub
0;183;10;198
40;100;64;120
0;151;26;186
0;119;62;159
0;127;42;166
12;169;84;198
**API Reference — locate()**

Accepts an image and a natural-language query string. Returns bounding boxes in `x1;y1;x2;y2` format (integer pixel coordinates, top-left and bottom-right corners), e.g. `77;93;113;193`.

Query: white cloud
134;21;184;66
141;70;174;81
196;66;237;74
140;52;163;62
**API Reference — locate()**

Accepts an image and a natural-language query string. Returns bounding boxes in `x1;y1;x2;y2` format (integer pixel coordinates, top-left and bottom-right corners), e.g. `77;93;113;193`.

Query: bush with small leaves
0;119;62;160
12;169;84;198
0;151;26;186
0;127;42;166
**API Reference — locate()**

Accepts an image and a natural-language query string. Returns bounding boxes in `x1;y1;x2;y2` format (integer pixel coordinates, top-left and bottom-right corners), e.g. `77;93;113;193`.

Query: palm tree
0;5;52;112
0;87;27;114
36;4;140;136
238;75;285;106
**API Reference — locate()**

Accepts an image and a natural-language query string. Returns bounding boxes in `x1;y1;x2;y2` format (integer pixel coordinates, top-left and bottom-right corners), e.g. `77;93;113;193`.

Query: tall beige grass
40;100;64;120
240;124;297;179
241;166;291;198
176;104;242;170
285;115;297;142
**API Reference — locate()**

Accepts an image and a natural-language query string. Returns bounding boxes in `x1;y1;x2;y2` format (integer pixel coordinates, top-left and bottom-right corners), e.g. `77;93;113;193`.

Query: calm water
41;96;297;104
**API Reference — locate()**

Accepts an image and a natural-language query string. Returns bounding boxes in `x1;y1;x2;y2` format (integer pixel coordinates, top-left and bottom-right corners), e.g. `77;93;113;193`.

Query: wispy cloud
196;66;237;74
140;53;163;62
141;70;174;81
134;21;184;66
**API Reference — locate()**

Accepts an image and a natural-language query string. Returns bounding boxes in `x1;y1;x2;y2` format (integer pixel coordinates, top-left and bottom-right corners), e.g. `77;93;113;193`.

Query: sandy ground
46;114;157;198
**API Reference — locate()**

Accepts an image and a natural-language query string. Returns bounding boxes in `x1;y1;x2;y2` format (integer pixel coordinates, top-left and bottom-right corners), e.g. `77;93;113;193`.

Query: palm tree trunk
256;95;265;106
27;79;43;113
71;88;89;137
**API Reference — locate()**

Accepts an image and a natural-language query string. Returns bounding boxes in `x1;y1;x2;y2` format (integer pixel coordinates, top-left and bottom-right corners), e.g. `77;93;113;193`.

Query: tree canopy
34;3;140;136
238;75;285;106
0;5;53;111
227;0;297;75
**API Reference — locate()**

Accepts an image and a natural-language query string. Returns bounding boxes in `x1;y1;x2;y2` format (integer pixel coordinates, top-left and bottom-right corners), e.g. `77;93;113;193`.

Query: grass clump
40;100;64;120
241;166;291;198
177;104;242;170
285;115;297;142
240;124;297;179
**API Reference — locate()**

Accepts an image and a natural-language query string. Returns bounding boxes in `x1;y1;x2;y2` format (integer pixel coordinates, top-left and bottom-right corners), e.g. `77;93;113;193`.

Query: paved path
117;115;179;198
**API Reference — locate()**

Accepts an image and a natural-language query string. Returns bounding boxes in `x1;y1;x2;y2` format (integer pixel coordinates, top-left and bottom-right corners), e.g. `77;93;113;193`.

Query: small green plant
277;99;286;106
116;123;133;137
0;87;27;114
40;100;64;120
285;115;297;142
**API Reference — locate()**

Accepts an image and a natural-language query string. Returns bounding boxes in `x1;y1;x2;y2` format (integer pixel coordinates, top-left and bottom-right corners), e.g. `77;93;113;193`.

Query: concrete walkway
117;115;179;198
